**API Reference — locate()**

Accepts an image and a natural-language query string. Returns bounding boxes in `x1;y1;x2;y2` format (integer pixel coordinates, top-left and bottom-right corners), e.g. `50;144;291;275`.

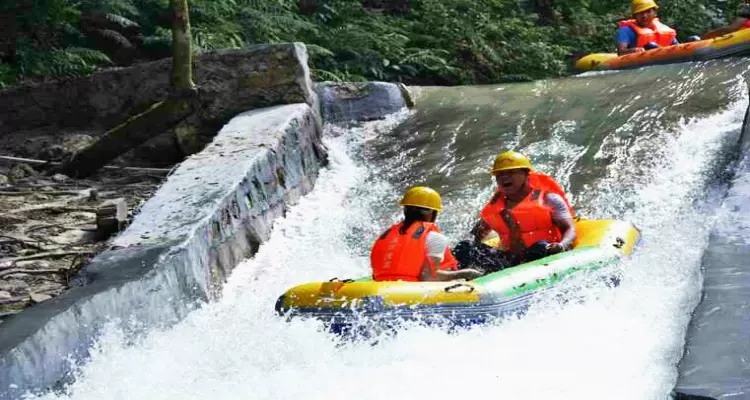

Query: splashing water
30;69;750;399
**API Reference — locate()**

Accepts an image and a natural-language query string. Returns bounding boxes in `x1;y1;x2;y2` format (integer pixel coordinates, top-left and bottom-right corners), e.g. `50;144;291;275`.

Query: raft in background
575;29;750;71
276;219;641;333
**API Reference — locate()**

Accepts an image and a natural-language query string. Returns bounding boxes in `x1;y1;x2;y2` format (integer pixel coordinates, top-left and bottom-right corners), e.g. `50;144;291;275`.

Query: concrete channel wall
673;90;750;400
0;68;411;398
0;103;326;399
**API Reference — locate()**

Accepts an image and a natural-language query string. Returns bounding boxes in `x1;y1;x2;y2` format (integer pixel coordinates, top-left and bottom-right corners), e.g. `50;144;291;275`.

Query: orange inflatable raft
575;28;750;71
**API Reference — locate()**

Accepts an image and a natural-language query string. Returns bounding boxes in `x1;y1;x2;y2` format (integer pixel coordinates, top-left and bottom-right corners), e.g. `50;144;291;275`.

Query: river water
34;59;750;400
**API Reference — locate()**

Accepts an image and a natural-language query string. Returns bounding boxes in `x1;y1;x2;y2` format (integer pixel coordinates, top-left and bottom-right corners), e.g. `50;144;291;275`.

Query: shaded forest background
0;0;746;88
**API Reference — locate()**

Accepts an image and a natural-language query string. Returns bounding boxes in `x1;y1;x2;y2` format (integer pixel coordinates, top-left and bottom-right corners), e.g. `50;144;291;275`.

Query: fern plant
16;45;112;78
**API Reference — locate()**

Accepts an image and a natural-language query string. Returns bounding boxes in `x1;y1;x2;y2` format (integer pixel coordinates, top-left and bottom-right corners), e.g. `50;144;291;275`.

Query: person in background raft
615;0;677;55
704;0;750;39
453;152;577;273
371;186;483;282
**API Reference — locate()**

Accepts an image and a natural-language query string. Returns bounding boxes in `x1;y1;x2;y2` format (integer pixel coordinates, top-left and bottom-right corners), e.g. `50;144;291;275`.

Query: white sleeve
544;193;572;222
425;231;449;261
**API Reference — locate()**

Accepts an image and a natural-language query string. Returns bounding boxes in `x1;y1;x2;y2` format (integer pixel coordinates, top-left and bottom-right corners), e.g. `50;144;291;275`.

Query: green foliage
0;64;18;88
3;0;748;87
16;46;112;78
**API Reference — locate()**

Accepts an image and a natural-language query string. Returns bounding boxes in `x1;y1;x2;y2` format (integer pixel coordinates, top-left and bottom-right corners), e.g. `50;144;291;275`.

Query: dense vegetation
0;0;746;88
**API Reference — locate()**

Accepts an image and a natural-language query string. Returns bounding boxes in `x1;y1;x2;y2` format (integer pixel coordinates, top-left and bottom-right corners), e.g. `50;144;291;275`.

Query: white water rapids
31;87;748;400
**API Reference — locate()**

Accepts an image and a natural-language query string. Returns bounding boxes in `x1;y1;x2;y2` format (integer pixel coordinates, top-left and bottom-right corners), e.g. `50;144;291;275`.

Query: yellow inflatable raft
276;219;641;333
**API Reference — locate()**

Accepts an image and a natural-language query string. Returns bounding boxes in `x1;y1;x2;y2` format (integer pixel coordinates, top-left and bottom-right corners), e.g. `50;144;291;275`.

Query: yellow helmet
631;0;658;15
400;186;442;213
491;151;533;175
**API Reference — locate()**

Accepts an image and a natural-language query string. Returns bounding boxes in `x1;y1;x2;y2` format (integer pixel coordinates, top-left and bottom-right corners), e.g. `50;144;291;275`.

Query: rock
316;81;408;125
0;174;8;186
0;44;319;163
38;145;68;161
14;260;52;269
0;296;30;316
0;291;11;299
117;130;184;166
9;163;36;180
96;198;128;239
32;281;65;294
0;279;29;294
31;134;96;162
29;293;52;304
51;173;69;183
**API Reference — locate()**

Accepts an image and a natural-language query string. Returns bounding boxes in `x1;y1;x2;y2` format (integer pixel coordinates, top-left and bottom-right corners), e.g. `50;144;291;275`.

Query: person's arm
471;219;491;243
545;193;576;254
705;18;747;39
615;26;643;55
420;231;483;281
617;42;644;55
419;258;483;281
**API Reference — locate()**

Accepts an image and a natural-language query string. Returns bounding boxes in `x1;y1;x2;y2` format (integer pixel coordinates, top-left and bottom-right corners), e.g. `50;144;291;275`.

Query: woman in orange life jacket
453;152;577;272
704;0;750;39
371;186;483;282
615;0;678;55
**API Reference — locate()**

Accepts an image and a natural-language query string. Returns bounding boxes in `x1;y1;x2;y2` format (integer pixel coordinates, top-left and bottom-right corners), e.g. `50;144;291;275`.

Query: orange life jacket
479;189;562;258
485;172;575;217
618;18;677;48
371;221;457;282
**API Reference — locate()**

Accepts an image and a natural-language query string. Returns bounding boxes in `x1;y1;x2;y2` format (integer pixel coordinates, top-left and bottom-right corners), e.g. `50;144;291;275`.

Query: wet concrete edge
0;103;325;399
673;82;750;399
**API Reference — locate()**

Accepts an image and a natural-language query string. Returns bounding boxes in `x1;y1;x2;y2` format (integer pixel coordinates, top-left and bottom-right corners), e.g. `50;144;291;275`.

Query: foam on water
30;90;747;399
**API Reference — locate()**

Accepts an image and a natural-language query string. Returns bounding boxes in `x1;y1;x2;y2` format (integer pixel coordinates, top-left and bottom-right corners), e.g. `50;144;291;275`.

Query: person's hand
546;242;564;255
633;47;646;53
461;268;484;280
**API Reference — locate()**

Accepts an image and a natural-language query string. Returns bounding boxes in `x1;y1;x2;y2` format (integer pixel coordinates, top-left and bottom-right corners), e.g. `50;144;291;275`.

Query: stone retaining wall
0;43;320;164
0;103;325;399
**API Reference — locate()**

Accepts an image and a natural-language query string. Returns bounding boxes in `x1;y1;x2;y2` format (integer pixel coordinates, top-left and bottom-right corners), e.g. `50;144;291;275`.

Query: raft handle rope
444;283;475;293
328;277;355;283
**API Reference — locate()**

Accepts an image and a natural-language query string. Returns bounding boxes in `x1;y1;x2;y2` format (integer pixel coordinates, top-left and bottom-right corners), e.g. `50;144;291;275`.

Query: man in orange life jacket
371;186;483;282
453;152;577;272
615;0;678;55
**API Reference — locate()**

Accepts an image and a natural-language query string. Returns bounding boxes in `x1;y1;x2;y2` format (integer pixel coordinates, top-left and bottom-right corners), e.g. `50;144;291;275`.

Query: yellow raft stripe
283;281;481;308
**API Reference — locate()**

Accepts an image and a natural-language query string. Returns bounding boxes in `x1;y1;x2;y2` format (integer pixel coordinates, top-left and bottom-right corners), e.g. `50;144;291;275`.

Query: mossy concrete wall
0;103;326;399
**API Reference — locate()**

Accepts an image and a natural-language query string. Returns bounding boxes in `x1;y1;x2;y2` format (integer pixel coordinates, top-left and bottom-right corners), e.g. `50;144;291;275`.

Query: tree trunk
170;0;195;90
59;0;197;177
